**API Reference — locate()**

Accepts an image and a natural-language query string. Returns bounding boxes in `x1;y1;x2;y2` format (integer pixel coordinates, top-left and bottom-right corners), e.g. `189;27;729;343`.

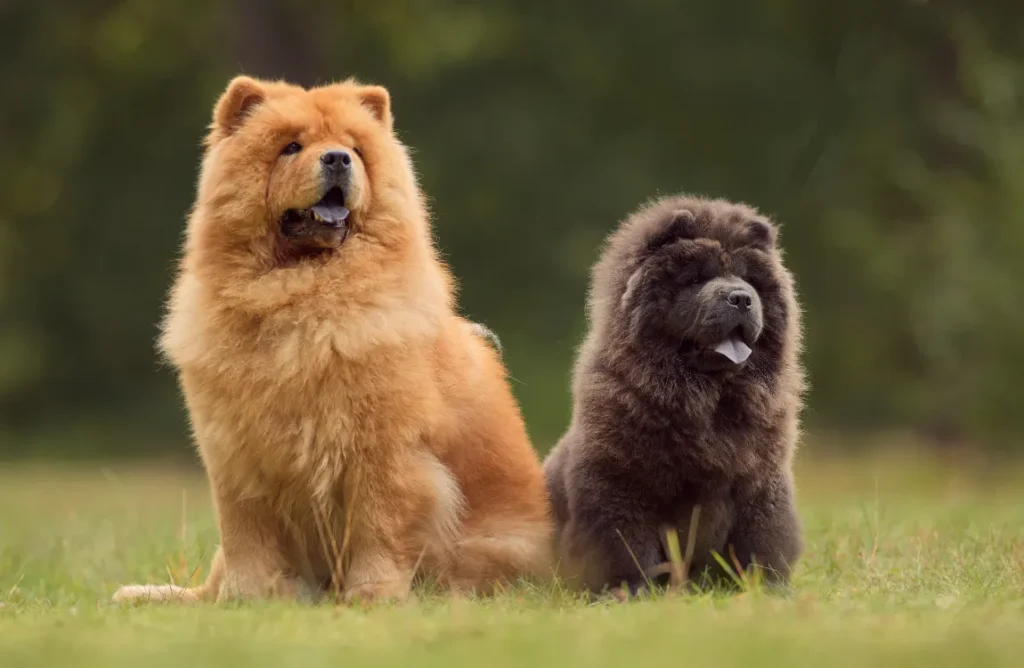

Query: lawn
1;448;1022;667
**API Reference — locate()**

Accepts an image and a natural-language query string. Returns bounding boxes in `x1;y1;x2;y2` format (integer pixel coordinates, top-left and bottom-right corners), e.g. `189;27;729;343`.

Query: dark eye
281;142;302;156
679;266;705;287
352;146;363;158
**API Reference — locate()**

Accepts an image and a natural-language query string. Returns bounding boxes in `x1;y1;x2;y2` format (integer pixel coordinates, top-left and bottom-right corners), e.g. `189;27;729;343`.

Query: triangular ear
647;209;698;251
358;85;392;130
743;218;778;250
211;76;267;138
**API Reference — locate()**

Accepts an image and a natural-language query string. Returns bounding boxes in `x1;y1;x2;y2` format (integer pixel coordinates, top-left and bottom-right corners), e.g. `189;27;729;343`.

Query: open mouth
709;327;753;365
281;187;351;246
307;187;350;228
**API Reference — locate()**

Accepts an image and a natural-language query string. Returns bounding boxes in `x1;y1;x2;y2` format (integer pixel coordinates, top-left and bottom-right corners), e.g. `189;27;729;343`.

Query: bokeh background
3;0;1024;460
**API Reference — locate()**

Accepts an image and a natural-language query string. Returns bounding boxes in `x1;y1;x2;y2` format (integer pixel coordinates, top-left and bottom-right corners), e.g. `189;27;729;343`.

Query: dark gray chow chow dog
543;195;805;594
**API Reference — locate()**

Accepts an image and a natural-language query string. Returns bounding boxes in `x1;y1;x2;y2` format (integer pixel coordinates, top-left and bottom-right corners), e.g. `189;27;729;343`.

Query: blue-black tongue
713;336;752;364
310;189;350;225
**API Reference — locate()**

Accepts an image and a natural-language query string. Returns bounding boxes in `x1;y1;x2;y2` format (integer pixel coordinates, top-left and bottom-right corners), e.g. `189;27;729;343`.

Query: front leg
213;491;314;602
561;463;666;594
725;471;803;590
341;454;441;604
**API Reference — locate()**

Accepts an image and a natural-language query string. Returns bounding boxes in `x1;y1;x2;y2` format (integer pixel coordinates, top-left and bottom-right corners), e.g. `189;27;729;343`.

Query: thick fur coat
543;196;805;593
113;76;551;604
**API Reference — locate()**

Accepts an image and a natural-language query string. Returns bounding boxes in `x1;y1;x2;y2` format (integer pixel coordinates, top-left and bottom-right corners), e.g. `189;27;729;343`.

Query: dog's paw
343;579;411;605
111;584;199;604
216;572;312;602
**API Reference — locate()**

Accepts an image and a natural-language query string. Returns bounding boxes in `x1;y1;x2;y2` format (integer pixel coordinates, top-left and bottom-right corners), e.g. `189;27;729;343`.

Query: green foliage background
2;0;1023;455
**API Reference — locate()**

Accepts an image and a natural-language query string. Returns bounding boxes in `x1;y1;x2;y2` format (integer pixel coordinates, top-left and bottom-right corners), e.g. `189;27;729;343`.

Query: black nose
320;150;352;170
727;289;753;312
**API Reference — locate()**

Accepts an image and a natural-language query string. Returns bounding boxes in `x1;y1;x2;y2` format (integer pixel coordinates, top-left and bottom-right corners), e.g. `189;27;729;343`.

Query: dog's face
614;203;789;374
196;76;415;265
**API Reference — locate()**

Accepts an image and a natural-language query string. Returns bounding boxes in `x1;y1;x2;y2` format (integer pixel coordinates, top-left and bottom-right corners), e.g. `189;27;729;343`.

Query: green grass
2;449;1023;667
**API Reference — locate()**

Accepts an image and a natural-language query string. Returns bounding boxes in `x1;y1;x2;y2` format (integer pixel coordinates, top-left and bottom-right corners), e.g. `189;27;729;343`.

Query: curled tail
466;321;503;354
433;520;553;594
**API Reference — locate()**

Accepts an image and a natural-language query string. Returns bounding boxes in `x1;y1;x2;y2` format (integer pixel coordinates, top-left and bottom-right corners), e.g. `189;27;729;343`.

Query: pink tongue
713;337;752;364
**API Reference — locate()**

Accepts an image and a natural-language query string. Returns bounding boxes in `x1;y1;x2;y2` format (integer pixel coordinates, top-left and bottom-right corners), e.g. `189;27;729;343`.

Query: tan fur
113;76;551;604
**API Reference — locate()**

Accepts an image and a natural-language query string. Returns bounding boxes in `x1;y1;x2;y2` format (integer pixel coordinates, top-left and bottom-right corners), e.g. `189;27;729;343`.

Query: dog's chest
183;324;434;500
186;369;351;492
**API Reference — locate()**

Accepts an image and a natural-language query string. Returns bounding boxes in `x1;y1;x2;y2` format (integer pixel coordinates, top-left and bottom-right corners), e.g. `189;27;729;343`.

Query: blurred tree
804;2;1024;447
1;0;1022;455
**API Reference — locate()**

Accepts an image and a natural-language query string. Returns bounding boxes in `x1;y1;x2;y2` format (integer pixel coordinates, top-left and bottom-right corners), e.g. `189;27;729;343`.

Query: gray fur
543;195;806;594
